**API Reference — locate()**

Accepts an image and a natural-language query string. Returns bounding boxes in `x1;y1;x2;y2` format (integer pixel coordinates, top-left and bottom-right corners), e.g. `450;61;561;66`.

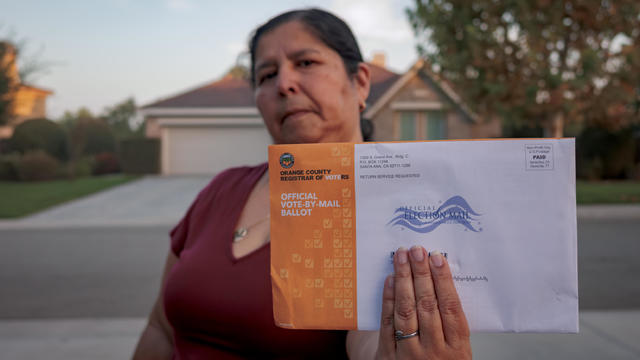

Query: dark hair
248;8;364;87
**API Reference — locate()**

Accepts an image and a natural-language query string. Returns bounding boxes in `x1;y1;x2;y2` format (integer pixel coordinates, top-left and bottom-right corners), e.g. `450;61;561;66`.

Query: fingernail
429;250;444;267
396;247;408;264
387;275;394;288
410;245;424;262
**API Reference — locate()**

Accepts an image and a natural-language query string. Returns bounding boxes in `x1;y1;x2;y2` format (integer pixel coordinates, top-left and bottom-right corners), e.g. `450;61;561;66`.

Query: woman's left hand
375;246;471;359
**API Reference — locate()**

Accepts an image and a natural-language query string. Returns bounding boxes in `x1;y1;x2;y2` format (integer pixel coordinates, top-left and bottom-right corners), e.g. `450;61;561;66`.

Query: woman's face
253;21;370;144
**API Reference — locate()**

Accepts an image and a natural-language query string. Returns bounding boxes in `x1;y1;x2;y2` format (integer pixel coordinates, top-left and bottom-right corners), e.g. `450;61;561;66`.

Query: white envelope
354;139;578;332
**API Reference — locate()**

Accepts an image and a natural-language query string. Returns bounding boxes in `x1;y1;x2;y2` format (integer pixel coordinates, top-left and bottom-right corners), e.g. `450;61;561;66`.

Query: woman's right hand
374;246;471;359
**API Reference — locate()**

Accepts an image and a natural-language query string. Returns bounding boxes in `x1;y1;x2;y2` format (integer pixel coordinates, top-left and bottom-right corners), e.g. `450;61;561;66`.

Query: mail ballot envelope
269;139;578;333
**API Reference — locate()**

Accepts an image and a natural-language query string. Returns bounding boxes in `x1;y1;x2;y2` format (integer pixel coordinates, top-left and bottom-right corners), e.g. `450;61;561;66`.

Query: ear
353;63;371;110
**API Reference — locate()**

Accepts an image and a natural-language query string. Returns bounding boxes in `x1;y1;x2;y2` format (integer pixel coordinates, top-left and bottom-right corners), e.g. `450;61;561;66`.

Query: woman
132;8;471;359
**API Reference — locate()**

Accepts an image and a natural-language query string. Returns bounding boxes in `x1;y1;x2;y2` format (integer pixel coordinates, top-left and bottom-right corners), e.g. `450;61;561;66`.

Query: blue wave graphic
388;195;482;233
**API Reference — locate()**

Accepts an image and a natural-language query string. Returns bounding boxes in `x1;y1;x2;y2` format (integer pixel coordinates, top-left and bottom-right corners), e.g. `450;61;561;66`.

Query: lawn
0;174;140;218
576;180;640;204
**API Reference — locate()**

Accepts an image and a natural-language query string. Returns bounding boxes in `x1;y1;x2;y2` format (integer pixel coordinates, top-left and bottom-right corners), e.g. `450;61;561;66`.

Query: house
0;42;53;139
141;55;501;175
363;58;501;142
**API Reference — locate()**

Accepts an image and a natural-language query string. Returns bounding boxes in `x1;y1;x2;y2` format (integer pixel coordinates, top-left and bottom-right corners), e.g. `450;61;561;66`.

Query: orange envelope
269;139;578;333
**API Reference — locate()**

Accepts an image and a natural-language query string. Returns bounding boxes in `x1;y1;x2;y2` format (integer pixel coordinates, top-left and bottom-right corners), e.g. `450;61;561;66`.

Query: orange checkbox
342;208;352;217
333;229;341;238
333;238;342;248
344;299;353;308
335;289;343;297
323;258;333;268
343;229;352;237
314;239;323;248
331;146;340;156
333;269;343;278
344;279;353;288
280;269;288;278
334;298;344;308
342;219;352;228
344;259;353;268
344;309;353;319
315;279;324;288
334;258;343;268
334;279;343;288
341;157;350;166
342;239;352;248
315;298;324;308
304;239;313;248
325;288;334;298
343;249;352;258
313;229;322;238
305;279;314;288
343;269;353;277
292;288;302;298
342;188;351;198
323;218;333;229
304;258;314;268
333;249;342;258
344;289;353;298
292;253;302;263
343;198;352;207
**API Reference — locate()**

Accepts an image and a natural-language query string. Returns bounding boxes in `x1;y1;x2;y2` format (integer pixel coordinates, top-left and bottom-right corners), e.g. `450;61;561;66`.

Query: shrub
9;118;69;161
73;156;95;178
0;152;20;181
70;118;116;158
93;152;120;175
577;126;636;180
16;150;60;181
57;156;95;179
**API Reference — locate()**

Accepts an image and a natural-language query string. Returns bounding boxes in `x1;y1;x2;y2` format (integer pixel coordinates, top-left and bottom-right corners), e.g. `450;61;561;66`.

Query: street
0;220;638;319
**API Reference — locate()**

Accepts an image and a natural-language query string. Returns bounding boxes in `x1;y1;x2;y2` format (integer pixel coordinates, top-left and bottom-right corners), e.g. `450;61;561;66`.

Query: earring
359;102;366;112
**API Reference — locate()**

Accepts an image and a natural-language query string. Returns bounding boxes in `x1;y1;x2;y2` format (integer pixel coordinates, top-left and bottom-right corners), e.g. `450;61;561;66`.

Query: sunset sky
1;0;419;119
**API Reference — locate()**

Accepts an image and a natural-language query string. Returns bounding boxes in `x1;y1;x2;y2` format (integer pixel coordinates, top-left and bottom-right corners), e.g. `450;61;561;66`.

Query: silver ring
395;329;419;341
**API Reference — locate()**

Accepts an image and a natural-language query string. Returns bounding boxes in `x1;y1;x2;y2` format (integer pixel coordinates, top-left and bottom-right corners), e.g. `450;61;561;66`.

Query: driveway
2;174;639;230
0;175;213;229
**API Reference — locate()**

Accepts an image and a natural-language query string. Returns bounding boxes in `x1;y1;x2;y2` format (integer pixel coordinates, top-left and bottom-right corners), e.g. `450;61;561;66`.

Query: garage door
164;126;272;175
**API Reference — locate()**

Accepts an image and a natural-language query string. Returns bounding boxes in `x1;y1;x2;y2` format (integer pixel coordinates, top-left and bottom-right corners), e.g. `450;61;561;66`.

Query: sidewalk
577;204;640;220
1;311;639;360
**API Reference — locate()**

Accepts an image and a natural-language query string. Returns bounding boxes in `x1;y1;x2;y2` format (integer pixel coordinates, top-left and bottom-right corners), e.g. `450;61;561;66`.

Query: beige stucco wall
145;117;161;138
369;74;502;141
0;87;51;139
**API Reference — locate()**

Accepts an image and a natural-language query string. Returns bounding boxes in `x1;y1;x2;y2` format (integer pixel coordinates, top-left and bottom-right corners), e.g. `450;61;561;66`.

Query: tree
0;41;19;126
69;117;116;159
58;107;94;132
9;118;69;161
103;97;139;140
407;0;640;137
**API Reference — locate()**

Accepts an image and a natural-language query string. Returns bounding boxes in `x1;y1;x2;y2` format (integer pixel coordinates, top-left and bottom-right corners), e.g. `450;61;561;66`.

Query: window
425;111;446;140
396;111;447;140
399;112;417;140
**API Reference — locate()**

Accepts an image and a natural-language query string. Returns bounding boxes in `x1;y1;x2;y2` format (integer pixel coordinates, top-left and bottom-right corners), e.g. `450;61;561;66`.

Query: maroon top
164;163;348;359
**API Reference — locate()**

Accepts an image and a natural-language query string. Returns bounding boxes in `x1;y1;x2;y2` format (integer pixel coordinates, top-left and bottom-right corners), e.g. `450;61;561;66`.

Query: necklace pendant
233;228;248;242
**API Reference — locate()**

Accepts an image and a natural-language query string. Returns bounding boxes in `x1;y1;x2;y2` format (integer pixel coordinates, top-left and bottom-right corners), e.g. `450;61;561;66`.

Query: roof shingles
143;63;400;109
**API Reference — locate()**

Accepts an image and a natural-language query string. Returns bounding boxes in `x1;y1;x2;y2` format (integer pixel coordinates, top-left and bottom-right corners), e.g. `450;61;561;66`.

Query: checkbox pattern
269;143;357;328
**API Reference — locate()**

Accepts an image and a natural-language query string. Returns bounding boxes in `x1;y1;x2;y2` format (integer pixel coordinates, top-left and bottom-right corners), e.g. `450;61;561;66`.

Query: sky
1;0;420;119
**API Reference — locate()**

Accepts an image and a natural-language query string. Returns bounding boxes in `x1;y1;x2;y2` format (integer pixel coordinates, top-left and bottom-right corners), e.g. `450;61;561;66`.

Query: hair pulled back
248;8;364;87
